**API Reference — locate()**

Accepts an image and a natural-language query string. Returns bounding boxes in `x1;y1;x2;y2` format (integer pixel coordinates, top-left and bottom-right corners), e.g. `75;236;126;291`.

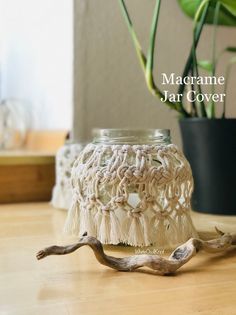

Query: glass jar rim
92;129;171;145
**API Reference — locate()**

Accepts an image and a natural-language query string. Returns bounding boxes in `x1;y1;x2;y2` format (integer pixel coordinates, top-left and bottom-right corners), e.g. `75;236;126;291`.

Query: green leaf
226;46;236;52
220;0;236;17
178;0;236;26
197;60;213;72
146;0;161;92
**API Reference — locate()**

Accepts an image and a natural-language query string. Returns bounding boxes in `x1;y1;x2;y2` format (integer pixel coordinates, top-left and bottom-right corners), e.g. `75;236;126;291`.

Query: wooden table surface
1;203;236;315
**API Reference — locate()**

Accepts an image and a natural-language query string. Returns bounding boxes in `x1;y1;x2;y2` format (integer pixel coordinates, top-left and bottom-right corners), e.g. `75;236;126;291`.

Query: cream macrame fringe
51;143;83;210
64;143;198;247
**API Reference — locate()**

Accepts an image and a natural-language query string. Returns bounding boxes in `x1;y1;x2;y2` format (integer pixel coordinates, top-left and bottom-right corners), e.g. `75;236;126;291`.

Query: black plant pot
179;118;236;215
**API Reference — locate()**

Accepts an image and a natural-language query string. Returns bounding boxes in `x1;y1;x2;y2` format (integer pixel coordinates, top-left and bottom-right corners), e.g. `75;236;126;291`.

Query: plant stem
190;68;197;116
145;0;161;93
191;1;211;117
119;0;147;72
194;0;209;23
222;58;236;118
119;0;190;115
222;65;230;118
145;0;189;115
209;1;221;118
178;1;210;103
147;0;190;116
192;45;207;117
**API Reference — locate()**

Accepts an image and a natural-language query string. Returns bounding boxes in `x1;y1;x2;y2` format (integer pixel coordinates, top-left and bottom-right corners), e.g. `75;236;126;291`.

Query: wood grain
0;164;55;203
0;202;236;315
0;130;67;203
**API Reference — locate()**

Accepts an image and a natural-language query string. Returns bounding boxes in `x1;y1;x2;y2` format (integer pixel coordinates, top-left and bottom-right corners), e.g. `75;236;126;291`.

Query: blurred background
73;0;236;146
0;0;73;132
0;0;235;202
0;0;235;147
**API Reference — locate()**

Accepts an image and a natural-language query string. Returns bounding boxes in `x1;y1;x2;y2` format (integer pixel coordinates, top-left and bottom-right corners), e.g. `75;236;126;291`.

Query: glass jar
0;99;29;149
64;129;197;248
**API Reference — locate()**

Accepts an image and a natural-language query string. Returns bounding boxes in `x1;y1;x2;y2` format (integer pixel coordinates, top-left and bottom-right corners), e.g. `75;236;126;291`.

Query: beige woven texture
52;143;83;210
64;143;198;247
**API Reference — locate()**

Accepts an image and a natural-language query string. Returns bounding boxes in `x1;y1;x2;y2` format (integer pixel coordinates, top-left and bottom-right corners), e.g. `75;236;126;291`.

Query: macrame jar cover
64;129;198;247
51;143;84;210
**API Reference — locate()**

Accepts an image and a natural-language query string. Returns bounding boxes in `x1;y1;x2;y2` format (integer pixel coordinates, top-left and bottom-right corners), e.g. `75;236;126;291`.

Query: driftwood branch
36;228;236;275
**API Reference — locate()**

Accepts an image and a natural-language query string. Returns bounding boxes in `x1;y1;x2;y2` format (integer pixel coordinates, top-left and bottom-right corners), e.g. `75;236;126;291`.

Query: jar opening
92;129;171;145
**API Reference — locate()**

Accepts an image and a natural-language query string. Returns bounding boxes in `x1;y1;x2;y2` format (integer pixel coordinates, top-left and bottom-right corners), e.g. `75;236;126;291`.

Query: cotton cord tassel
182;210;198;239
151;216;168;248
51;185;72;210
79;206;96;237
94;209;102;234
125;212;147;247
164;216;179;248
95;208;111;244
51;185;64;208
175;211;194;243
63;200;80;235
140;214;152;246
109;210;122;245
174;213;185;243
180;212;192;240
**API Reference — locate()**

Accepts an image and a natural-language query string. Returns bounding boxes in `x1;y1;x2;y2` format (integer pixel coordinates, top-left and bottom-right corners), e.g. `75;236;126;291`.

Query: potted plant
119;0;236;214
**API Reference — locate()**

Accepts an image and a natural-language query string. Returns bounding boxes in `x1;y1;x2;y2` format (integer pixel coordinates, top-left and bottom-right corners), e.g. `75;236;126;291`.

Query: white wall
0;0;73;130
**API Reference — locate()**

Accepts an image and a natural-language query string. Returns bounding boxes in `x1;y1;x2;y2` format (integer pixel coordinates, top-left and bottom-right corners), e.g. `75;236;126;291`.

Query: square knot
89;194;97;202
144;195;155;203
162;170;173;180
169;144;178;153
101;206;111;216
102;205;110;211
128;210;142;218
117;165;129;179
104;171;112;180
112;196;126;204
124;169;134;179
95;171;104;179
111;145;122;151
121;145;131;153
153;171;162;182
154;210;170;219
133;169;143;178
